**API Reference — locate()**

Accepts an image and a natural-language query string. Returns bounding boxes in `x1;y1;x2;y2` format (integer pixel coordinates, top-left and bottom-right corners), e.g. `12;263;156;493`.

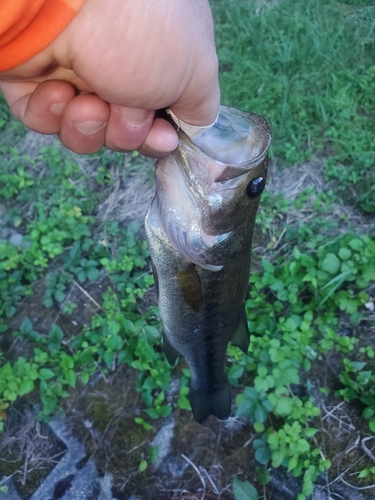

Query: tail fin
189;381;231;423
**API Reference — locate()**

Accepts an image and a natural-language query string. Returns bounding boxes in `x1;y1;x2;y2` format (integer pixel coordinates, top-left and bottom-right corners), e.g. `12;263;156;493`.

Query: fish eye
246;176;265;198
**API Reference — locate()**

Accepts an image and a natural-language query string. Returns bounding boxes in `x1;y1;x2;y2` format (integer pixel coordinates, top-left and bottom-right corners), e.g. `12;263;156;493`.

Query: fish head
178;106;271;235
153;106;271;269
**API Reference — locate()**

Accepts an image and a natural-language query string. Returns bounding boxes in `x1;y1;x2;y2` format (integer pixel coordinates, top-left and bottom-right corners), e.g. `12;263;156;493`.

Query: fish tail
189;380;231;423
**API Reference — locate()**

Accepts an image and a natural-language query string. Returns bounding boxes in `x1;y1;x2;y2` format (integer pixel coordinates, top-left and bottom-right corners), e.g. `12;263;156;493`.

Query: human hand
0;0;220;157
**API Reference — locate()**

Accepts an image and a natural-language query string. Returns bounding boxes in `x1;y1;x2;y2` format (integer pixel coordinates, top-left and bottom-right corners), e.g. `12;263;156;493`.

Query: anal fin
163;331;179;366
231;307;250;354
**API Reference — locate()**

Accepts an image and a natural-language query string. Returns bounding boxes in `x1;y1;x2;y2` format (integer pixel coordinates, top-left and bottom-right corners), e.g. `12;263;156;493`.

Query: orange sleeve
0;0;86;72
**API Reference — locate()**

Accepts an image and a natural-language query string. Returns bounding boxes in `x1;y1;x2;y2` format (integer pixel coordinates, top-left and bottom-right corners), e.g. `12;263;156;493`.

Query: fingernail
49;103;66;115
120;107;151;126
73;121;106;135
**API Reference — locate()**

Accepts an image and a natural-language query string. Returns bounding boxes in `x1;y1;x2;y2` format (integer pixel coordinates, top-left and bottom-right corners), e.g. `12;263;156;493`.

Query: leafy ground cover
0;0;374;498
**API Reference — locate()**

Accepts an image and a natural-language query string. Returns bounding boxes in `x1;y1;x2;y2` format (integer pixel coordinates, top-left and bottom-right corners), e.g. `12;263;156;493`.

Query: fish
144;105;271;423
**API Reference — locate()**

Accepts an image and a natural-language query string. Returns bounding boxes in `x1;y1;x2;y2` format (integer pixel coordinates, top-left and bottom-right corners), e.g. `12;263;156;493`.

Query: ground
0;127;374;499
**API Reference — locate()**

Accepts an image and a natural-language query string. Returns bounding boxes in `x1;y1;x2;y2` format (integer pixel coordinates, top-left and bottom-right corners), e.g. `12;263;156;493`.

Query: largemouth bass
145;106;271;423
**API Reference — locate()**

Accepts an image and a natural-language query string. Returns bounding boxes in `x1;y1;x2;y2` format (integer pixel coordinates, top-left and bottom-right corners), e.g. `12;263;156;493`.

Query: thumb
166;107;218;140
168;79;220;129
167;75;220;139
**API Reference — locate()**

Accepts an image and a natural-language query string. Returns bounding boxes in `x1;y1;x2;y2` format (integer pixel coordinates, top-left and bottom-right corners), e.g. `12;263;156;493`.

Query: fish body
145;106;271;423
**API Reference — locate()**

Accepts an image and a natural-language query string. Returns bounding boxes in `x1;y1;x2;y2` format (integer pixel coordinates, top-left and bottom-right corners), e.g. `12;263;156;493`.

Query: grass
0;0;374;498
212;0;375;212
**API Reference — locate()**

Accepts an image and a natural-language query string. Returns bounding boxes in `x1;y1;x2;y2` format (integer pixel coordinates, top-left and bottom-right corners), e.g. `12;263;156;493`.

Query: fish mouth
187;105;271;168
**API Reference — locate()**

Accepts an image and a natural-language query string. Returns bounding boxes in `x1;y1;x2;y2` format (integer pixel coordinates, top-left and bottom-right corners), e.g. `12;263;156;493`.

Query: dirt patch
63;368;257;500
0;401;66;498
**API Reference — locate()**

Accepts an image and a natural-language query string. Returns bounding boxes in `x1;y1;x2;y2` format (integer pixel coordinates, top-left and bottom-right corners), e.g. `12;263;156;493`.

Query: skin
0;0;220;158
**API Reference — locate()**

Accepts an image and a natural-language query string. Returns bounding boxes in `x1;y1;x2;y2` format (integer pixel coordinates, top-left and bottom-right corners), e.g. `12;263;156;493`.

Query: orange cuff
0;0;86;72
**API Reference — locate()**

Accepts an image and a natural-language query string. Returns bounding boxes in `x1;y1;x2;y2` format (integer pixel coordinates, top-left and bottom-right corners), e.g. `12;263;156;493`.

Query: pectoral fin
177;264;202;313
231;308;250;354
163;331;179;366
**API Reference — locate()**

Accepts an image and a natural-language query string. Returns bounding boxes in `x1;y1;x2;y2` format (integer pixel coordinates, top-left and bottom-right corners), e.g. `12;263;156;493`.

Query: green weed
227;231;374;498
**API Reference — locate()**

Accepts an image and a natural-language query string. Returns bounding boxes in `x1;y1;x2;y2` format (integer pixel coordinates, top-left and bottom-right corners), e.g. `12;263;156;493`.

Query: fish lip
180;130;270;166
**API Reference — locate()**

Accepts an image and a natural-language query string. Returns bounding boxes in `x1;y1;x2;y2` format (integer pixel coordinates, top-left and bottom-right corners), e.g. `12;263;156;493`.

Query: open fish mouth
193;105;271;166
145;105;272;423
